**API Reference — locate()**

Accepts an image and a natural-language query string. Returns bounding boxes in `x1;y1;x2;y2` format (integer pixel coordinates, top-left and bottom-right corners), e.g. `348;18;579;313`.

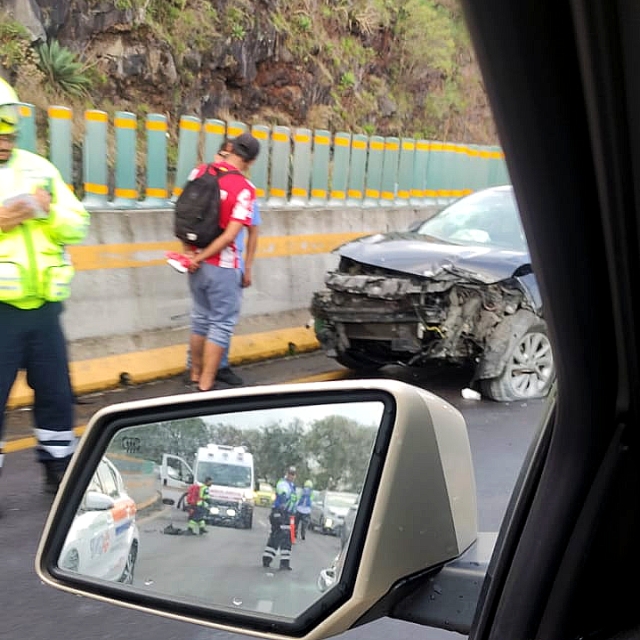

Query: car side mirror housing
36;379;477;640
83;491;115;511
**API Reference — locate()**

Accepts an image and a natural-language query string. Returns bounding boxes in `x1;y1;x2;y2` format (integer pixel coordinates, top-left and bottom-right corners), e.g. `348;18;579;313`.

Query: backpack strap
206;164;242;178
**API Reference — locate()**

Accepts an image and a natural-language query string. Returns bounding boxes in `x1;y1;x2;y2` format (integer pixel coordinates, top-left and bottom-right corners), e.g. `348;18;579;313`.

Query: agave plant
36;40;93;97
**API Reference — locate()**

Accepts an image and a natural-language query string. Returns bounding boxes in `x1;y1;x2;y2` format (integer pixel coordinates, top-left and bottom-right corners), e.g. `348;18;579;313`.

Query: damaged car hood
336;232;533;284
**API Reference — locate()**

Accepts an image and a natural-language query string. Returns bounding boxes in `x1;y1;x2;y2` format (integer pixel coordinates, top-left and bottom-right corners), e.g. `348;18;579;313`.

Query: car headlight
226;508;237;517
210;506;220;515
325;518;334;528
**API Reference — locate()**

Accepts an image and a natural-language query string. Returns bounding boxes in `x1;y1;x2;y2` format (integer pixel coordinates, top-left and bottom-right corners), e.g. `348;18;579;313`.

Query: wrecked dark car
311;185;554;402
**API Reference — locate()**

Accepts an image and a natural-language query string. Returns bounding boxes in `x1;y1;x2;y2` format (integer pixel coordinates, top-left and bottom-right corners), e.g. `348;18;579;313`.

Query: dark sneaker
279;564;293;571
216;367;244;386
43;458;70;495
199;528;208;534
262;558;272;568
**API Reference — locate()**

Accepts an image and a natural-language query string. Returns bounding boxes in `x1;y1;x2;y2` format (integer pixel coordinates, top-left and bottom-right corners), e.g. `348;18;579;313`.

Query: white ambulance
160;444;255;529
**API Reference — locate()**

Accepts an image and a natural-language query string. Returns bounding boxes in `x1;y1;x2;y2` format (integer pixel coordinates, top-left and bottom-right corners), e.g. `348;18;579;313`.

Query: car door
309;490;325;528
81;469;111;580
160;453;193;507
97;459;137;578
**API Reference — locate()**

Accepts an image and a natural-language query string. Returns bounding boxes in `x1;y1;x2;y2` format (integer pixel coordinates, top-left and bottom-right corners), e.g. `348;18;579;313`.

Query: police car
58;457;139;584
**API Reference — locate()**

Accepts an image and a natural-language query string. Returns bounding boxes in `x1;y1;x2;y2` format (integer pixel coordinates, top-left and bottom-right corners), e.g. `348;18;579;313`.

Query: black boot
43;458;70;495
279;560;292;571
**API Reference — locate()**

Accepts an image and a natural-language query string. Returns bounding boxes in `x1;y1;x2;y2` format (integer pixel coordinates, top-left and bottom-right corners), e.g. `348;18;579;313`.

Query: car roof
458;1;640;639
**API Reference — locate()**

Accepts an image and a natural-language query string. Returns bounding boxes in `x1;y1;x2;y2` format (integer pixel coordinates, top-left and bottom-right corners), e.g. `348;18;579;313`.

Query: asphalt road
136;506;341;619
0;352;547;640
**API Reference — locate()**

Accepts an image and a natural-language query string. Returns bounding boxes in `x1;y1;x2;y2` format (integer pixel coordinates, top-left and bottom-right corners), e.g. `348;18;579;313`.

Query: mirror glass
57;401;383;620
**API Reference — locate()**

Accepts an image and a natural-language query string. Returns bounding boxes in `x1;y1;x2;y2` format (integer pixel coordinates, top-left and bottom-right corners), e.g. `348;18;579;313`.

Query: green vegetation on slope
0;0;495;144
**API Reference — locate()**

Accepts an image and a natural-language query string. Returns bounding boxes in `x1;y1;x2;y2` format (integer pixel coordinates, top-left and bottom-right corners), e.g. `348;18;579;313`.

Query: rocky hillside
0;0;497;146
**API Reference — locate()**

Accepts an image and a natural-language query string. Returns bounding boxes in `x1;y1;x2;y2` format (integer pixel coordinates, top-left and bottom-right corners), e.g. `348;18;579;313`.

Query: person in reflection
186;476;213;535
262;466;298;570
295;479;314;541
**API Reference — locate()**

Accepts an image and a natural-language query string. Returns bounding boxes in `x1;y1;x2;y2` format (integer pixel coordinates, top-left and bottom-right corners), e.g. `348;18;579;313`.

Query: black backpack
174;164;240;248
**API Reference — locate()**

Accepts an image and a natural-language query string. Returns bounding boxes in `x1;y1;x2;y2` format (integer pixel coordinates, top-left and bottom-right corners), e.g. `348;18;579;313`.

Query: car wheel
481;323;555;401
118;542;138;585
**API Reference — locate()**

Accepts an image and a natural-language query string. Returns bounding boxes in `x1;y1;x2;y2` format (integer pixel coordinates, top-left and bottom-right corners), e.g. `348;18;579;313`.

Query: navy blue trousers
0;302;75;468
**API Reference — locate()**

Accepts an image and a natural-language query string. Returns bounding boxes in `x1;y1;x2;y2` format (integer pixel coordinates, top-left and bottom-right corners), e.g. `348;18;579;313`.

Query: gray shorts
189;263;242;348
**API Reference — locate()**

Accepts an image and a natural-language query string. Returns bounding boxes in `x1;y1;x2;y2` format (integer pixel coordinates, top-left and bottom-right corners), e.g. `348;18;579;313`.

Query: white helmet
0;77;19;135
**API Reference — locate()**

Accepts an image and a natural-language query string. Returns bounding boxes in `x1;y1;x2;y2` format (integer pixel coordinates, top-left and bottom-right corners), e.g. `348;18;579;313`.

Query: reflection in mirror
58;401;384;620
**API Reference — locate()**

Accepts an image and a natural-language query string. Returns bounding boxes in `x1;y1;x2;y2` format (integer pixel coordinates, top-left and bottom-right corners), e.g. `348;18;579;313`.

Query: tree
253;418;307;486
305;416;377;492
107;417;209;464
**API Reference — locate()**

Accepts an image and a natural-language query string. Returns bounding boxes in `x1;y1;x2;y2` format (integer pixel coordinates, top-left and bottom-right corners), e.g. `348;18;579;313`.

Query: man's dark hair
217;138;232;157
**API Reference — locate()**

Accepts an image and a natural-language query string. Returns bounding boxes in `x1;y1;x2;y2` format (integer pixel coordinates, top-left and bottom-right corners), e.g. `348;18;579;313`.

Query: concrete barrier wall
63;204;438;361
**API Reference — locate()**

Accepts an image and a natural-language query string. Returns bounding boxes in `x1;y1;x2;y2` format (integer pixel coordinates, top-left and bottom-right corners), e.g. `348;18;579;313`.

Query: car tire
118;542;138;585
480;322;555;401
335;350;384;372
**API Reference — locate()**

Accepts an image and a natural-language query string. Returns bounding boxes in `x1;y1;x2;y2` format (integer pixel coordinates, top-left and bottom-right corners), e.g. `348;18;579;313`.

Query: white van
160;444;255;529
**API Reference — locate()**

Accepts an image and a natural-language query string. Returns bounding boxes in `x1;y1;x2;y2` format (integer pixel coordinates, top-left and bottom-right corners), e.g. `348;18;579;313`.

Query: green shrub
37;40;93;97
0;15;30;69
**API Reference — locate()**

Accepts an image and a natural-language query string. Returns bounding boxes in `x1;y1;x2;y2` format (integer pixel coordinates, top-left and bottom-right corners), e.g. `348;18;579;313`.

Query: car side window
96;461;119;498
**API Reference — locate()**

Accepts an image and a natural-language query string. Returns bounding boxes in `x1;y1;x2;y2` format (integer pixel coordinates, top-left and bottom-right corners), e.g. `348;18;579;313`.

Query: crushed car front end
312;254;539;369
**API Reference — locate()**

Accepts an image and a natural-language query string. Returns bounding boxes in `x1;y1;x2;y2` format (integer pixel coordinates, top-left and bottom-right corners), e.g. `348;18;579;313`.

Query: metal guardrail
16;103;511;210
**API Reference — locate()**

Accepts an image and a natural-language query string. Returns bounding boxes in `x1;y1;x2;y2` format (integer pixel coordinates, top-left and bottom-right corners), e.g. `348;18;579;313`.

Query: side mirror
83;491;114;511
36;379;476;640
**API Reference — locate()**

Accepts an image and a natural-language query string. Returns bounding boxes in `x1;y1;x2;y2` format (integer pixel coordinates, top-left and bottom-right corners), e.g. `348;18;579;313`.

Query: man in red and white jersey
184;132;260;391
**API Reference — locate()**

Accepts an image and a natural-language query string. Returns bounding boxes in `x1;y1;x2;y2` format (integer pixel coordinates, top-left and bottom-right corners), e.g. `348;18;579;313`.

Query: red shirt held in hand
186;160;256;269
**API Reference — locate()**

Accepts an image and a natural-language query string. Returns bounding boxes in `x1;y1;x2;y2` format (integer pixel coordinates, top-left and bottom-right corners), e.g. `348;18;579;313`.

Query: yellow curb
136;493;162;512
7;326;320;410
4;370;348;453
4;425;86;454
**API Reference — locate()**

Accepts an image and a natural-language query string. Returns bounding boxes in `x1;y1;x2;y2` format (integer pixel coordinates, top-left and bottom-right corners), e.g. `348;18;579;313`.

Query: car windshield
417;187;528;252
197;462;252;488
326;494;358;508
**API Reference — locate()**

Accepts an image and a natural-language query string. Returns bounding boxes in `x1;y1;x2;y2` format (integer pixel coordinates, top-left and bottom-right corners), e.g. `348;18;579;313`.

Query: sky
203;401;384;432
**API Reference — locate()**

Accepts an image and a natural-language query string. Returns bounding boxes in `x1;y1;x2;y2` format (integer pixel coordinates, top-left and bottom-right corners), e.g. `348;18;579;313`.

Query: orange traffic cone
290;515;296;544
